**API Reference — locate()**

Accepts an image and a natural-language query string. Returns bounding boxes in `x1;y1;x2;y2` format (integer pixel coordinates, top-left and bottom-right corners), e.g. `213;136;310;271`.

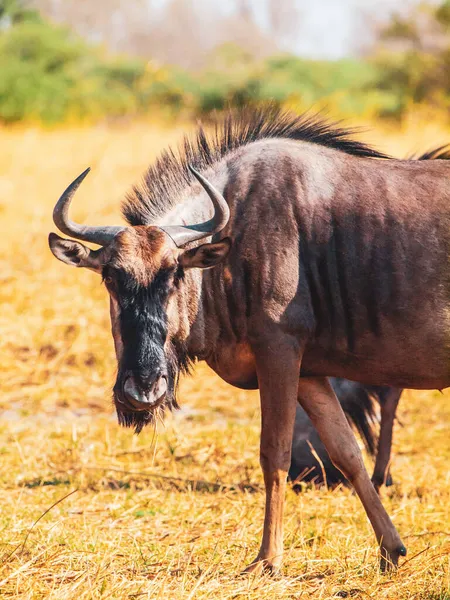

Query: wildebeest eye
102;271;116;289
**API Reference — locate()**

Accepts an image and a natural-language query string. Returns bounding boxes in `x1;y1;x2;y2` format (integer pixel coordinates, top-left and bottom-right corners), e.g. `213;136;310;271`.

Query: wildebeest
290;378;403;490
48;107;450;574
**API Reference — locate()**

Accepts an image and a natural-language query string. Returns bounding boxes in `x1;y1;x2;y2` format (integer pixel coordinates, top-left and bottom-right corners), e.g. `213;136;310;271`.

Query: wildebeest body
205;141;450;390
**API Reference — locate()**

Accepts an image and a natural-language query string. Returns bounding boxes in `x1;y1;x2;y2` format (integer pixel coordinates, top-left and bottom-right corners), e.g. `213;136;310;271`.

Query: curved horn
53;168;125;246
160;165;230;247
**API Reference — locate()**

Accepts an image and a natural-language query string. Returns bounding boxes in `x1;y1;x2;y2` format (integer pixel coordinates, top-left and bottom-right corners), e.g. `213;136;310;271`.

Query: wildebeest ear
179;237;231;269
48;232;103;272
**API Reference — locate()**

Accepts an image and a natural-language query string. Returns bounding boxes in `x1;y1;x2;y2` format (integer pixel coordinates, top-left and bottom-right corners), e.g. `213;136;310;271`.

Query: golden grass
0;118;449;599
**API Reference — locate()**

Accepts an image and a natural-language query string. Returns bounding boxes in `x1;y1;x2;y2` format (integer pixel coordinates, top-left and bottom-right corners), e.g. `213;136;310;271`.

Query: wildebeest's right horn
53;168;125;246
160;165;230;247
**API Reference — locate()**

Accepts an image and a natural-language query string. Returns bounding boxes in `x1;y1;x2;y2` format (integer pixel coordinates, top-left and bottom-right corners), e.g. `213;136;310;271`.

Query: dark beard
114;337;192;434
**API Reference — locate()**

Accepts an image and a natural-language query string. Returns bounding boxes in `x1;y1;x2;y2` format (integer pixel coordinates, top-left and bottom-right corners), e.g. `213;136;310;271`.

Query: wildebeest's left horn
53;168;126;246
160;165;230;247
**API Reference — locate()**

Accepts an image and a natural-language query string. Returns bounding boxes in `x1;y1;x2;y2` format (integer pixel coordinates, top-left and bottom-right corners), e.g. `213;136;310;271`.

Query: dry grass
0;117;449;599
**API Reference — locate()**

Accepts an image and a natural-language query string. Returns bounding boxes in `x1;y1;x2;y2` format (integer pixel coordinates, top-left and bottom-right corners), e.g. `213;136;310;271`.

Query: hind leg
371;389;402;492
297;377;406;570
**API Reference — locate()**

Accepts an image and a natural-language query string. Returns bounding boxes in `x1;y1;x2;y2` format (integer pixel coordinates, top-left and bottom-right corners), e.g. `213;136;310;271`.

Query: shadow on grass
22;477;71;488
19;468;262;494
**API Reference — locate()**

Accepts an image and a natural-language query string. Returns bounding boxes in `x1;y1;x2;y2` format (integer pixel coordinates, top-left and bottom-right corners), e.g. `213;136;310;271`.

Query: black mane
414;144;450;161
122;106;389;227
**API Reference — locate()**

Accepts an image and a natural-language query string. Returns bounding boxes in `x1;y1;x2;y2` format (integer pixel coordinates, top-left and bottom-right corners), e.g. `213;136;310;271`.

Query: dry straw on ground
0;118;449;599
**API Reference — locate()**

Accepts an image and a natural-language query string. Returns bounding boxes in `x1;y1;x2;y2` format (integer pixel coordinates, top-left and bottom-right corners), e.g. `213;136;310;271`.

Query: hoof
372;482;381;495
242;557;281;577
371;476;383;493
380;544;407;572
371;473;394;493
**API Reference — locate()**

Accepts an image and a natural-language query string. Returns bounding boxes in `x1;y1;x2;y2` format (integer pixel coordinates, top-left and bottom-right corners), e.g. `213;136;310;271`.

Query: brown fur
109;226;176;286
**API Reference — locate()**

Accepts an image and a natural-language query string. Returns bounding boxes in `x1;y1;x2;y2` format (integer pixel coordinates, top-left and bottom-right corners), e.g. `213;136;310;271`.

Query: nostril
122;377;151;411
153;375;168;399
123;376;141;402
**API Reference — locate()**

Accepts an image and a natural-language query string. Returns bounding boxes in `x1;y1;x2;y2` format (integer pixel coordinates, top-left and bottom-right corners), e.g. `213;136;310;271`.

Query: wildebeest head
48;167;231;432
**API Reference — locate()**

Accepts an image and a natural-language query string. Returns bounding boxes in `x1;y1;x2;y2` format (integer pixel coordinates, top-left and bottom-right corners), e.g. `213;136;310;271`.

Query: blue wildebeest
290;378;403;491
48;107;450;574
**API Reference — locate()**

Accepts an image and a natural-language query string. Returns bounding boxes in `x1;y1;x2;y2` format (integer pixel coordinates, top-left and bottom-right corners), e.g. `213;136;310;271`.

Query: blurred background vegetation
1;0;450;125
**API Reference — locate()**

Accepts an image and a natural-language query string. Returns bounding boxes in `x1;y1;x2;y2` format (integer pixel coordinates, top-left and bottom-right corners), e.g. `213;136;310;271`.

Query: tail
330;379;380;456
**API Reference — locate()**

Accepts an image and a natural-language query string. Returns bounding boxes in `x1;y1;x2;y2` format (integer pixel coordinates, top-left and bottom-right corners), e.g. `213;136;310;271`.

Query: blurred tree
3;0;450;125
267;0;302;51
368;1;450;119
0;0;40;24
436;0;450;27
0;2;182;123
30;0;297;68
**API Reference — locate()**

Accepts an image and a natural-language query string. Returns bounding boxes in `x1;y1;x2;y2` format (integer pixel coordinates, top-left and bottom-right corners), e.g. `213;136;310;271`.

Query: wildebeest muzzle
121;372;168;411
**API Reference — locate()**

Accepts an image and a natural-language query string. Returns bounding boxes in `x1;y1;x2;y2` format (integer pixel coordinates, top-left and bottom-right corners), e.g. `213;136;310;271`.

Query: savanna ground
0;116;449;599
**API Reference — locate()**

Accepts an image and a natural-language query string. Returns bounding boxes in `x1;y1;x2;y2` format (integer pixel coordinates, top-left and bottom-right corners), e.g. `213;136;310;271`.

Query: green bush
2;0;450;125
0;3;184;123
0;20;81;122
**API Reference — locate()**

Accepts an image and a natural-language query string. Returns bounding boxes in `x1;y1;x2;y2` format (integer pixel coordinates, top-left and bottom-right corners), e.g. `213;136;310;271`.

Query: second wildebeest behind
290;378;402;490
48;107;450;574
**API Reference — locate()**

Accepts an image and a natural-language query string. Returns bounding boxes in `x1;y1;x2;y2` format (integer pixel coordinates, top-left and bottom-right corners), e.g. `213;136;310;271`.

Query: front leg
244;335;301;574
297;377;406;571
